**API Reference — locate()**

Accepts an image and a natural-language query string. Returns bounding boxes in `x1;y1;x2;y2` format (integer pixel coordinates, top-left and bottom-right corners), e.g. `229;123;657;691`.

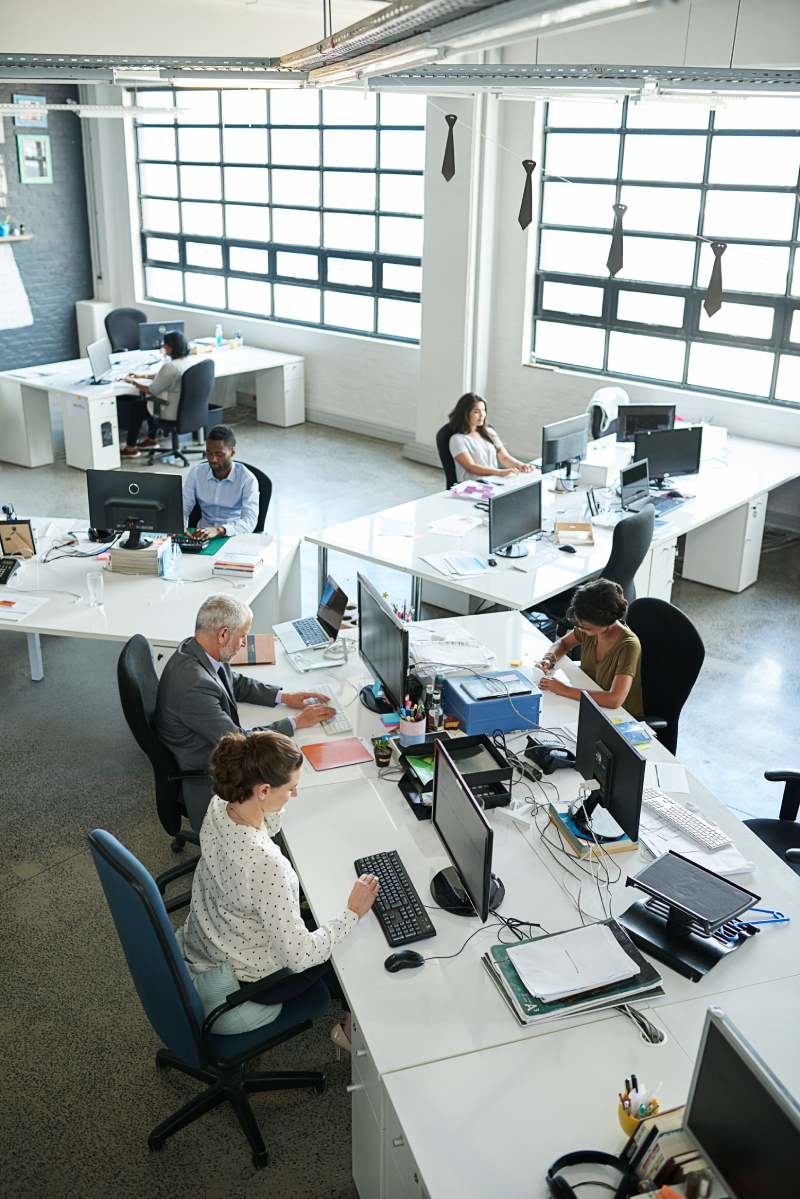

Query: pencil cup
617;1103;641;1139
398;718;426;747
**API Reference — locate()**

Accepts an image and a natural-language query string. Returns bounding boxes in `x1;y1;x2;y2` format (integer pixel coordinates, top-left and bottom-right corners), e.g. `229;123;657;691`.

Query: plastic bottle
162;537;179;580
214;322;223;347
234;328;243;347
428;675;444;732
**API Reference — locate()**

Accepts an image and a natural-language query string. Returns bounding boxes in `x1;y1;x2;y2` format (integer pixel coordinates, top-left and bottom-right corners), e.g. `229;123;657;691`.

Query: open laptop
86;339;135;385
273;575;348;654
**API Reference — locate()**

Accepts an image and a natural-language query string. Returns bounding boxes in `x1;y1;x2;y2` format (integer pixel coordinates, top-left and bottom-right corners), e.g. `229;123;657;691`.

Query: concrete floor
2;412;798;1196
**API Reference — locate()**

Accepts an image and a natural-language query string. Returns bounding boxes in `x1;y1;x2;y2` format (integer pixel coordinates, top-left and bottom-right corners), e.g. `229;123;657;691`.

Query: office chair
147;358;216;468
530;505;655;632
104;307;147;352
586;385;628;440
88;829;329;1168
626;598;705;755
188;461;272;534
435;422;457;490
117;634;203;912
744;773;800;878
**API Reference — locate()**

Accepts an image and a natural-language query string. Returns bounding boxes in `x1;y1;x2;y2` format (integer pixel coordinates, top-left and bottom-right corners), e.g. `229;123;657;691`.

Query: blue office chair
88;829;330;1169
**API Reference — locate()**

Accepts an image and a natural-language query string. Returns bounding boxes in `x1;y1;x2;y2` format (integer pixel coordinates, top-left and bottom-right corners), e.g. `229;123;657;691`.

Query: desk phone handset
0;557;21;584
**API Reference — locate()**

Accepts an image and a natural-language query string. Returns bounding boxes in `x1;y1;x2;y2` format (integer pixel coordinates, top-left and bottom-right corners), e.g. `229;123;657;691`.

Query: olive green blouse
573;625;644;720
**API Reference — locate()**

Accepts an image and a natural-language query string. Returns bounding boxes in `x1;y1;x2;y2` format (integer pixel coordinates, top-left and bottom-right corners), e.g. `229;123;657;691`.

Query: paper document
0;244;33;331
644;760;689;794
507;923;639;1002
421;551;489;579
428;513;483;537
638;818;753;877
0;592;48;622
529;665;570;687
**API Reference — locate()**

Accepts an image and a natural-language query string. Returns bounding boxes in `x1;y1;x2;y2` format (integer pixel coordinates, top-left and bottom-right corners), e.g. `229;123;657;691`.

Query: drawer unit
683;493;767;592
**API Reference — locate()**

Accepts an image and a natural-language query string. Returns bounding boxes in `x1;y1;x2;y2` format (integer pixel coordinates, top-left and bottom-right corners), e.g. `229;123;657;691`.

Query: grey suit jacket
155;636;293;830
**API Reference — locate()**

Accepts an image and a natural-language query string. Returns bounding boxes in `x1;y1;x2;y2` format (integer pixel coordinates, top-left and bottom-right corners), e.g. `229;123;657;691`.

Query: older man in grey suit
156;594;335;829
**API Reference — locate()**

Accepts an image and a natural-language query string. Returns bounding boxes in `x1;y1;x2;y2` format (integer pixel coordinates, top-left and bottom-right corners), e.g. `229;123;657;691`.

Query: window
134;88;426;341
533;97;800;406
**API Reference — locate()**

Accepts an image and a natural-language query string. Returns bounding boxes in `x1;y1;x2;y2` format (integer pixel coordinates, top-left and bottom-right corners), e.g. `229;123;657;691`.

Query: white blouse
182;795;359;983
449;428;504;482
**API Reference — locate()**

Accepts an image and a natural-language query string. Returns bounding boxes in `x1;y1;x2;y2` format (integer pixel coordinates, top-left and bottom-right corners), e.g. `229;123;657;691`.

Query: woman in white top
121;330;195;458
447;393;534;483
183;730;379;1051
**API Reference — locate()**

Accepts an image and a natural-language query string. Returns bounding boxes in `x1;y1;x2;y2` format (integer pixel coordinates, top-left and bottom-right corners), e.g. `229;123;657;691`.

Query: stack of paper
110;537;170;576
0;592;48;623
506;923;639;1001
421;551;489;579
213;551;263;577
450;481;497;501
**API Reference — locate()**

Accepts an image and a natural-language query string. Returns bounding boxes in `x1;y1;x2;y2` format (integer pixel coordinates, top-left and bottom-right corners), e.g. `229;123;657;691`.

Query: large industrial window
133;87;425;342
533;96;800;406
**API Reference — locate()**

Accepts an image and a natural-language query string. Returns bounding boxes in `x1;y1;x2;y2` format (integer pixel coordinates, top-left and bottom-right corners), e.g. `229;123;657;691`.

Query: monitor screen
87;339;112;383
432;742;494;922
617;404;675;441
139;320;185;351
317;576;348;640
575;693;645;841
357;573;409;710
634;427;703;482
489;479;541;554
620;459;650;510
541;415;589;474
685;1010;800;1199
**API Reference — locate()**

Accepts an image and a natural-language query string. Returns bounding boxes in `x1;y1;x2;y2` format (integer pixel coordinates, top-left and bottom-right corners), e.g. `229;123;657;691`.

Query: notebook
302;738;373;772
230;634;276;666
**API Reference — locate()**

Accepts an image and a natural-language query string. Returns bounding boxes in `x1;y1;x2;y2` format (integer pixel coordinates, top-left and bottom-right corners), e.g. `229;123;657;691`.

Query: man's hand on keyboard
283;690;332;709
348;874;380;918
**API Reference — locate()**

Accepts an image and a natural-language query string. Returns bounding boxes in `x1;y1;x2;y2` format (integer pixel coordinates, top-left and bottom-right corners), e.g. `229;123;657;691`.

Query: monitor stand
618;900;750;982
119;525;150;550
359;682;395;715
570;795;627;844
553;459;580;493
430;867;505;917
495;541;528;559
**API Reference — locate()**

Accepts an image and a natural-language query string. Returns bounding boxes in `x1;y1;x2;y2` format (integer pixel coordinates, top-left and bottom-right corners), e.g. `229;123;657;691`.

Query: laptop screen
317;576;348;640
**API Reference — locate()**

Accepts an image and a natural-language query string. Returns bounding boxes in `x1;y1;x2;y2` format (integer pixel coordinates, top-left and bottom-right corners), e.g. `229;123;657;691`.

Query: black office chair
188;460;272;534
88;828;329;1169
147;358;216;468
435;422;457;490
105;307;147;352
626;597;705;755
744;774;800;877
117;634;204;912
589;406;617;440
531;505;655;631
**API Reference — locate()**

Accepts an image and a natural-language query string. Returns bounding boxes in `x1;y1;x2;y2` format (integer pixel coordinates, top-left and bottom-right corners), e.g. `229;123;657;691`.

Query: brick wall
0;85;93;370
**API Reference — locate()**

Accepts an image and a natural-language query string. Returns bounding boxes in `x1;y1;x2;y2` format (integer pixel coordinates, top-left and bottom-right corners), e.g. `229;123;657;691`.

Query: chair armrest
786;849;800;862
765;772;800;782
200;968;295;1039
168;770;209;782
644;715;668;732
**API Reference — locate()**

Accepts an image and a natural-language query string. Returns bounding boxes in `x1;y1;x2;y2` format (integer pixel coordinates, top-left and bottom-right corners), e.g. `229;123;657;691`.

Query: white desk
307;435;800;608
233;610;800;1198
0;344;304;470
3;517;300;681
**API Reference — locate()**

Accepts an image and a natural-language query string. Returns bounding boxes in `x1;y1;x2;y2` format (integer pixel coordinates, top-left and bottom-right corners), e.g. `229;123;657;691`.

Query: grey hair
195;594;253;634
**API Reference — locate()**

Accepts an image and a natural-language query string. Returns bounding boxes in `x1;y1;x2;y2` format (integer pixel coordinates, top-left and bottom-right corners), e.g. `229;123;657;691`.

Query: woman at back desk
448;393;534;483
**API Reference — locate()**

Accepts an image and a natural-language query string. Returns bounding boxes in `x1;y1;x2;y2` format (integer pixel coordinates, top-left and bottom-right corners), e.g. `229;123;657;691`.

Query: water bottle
163;537;178;580
234;328;242;347
214;322;223;347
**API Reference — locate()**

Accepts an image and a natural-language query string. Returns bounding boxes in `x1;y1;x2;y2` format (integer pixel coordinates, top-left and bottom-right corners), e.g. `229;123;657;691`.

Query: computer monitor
488;478;541;559
430;741;504;920
138;319;185;352
541;415;589;480
620;458;650;510
357;572;410;715
683;1009;800;1199
634;426;703;485
617;403;675;442
574;692;646;842
86;469;184;550
86;338;112;385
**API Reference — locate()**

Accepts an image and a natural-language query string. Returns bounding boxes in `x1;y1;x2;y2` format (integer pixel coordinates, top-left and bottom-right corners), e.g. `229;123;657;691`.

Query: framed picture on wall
13;94;48;129
17;133;53;185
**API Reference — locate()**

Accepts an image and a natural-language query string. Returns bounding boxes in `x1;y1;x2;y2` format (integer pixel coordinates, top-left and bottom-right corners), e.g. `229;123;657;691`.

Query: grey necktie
518;160;537;230
441;114;457;181
703;242;727;317
606;203;627;277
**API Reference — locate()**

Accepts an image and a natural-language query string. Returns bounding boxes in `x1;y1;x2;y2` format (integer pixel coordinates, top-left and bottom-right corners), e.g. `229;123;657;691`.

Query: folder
230;634;276;666
302;738;373;771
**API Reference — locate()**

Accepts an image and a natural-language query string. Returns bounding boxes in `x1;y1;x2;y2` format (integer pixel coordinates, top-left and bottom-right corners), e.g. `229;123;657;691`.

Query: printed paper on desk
644;760;689;794
421;551;490;578
428;513;483;537
639;821;753;877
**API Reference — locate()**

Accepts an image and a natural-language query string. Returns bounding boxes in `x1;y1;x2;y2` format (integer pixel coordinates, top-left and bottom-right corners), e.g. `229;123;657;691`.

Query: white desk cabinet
683;492;767;592
635;538;677;602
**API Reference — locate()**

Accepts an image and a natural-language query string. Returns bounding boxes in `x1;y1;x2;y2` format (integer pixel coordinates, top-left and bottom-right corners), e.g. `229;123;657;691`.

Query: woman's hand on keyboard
348;874;380;918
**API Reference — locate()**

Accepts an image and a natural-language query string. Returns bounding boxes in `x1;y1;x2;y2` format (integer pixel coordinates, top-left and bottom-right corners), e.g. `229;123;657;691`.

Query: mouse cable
421;920;505;964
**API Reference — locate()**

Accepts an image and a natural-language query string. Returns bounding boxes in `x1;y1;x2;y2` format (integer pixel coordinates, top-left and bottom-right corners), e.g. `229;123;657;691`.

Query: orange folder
302;738;373;771
230;634;276;666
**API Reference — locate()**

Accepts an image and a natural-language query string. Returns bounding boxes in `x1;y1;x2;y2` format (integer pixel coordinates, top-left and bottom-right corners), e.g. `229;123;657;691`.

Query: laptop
86;339;132;385
273;576;348;654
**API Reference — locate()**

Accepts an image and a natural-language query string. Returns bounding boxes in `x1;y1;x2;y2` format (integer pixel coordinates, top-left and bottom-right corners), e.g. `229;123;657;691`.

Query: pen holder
617;1103;641;1139
398;717;426;747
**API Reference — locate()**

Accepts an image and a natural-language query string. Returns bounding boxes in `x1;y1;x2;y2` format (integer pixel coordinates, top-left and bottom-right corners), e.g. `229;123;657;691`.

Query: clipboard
302;738;373;771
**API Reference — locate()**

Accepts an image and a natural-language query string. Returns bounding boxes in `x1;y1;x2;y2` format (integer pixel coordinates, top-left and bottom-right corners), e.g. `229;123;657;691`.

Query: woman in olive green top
536;578;644;720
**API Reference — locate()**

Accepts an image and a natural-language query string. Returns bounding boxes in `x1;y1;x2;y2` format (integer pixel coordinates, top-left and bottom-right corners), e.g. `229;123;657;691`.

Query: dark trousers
124;398;158;446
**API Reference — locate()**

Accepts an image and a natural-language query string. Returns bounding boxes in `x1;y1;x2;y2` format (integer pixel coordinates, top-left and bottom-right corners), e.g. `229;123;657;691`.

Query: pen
631;1074;638;1093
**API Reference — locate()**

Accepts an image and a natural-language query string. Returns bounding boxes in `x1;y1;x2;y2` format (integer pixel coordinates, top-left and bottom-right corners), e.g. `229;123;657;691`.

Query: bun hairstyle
210;731;304;805
566;578;628;629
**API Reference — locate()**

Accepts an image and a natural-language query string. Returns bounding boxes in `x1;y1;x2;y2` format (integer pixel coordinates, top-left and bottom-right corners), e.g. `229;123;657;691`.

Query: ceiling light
309;47;441;87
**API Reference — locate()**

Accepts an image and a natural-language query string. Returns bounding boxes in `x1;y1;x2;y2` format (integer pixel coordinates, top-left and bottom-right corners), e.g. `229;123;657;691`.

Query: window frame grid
135;88;424;341
533;98;800;406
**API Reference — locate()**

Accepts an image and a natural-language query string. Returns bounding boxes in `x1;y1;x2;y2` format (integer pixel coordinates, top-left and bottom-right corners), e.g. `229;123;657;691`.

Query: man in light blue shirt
182;424;259;541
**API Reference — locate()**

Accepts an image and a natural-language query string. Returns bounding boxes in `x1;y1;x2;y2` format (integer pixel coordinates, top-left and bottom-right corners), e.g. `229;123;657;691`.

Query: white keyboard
642;788;732;851
306;691;353;736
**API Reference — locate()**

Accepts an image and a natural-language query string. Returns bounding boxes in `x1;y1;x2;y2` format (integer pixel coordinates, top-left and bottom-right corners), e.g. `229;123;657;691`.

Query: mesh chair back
104;307;147;353
602;506;655;603
435;423;457;489
175;359;215;434
88;829;205;1068
117;635;182;836
627;597;705;755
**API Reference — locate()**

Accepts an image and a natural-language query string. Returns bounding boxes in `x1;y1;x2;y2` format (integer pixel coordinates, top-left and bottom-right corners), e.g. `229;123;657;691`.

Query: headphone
546;1150;632;1199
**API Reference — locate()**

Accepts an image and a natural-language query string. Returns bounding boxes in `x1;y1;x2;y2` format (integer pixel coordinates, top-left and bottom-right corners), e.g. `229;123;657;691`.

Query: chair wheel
148;1135;164;1152
312;1077;327;1095
252;1150;269;1169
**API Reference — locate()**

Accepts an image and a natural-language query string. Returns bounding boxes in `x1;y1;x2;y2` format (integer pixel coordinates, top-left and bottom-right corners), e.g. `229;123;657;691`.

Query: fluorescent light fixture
0;101;175;119
449;0;661;51
309;46;441;86
112;67;164;83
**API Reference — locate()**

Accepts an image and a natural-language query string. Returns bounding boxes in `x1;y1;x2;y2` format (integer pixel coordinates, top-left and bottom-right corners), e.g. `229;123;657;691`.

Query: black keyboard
354;850;436;948
172;534;204;553
294;616;327;646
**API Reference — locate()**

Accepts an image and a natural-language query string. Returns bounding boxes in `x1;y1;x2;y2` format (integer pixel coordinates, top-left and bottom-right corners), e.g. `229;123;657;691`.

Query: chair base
151;1047;326;1168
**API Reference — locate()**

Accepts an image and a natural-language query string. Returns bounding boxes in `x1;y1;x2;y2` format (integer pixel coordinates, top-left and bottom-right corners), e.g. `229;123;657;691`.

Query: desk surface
236;610;800;1082
306;435;800;609
3;517;295;643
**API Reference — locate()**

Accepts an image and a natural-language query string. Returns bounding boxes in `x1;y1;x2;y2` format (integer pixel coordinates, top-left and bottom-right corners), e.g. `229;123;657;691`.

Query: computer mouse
487;557;497;567
558;544;577;554
384;950;425;973
665;489;683;499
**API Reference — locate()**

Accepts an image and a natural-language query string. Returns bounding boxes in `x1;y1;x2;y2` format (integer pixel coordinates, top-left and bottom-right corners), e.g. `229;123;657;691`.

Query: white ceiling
1;0;386;59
